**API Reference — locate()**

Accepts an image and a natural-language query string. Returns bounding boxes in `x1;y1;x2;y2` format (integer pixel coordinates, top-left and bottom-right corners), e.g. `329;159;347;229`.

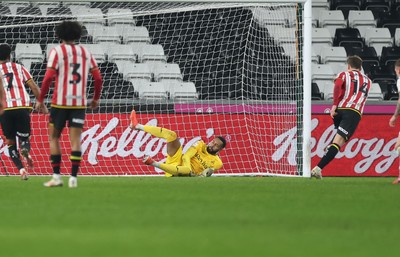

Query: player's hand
389;115;397;127
330;105;337;119
200;168;214;177
89;99;99;109
0;103;4;116
35;101;48;114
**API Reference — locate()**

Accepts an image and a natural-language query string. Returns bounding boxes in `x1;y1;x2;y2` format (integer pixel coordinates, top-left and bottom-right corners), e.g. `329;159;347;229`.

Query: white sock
136;124;144;131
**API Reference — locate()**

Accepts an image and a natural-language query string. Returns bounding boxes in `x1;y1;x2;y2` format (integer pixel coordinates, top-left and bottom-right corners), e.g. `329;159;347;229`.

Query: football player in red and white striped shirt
0;43;48;180
35;21;103;188
311;56;372;179
389;59;400;184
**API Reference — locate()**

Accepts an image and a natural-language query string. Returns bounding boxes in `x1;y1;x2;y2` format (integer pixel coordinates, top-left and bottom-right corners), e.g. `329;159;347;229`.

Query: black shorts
333;108;361;141
50;107;86;130
0;108;31;140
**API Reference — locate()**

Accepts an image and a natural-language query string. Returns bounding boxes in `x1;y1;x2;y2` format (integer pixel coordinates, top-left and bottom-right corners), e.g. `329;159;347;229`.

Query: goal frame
2;0;312;177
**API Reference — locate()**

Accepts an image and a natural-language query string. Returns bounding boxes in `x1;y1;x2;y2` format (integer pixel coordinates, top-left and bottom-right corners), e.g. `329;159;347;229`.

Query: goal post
0;0;312;177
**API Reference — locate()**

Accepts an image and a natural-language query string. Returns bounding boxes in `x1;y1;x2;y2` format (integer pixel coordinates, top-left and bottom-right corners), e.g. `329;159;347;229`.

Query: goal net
0;0;311;177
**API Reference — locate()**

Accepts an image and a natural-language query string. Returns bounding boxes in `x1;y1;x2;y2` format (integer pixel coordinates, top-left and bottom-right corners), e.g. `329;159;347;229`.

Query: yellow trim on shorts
51;104;86;109
4;106;32;111
336;107;361;117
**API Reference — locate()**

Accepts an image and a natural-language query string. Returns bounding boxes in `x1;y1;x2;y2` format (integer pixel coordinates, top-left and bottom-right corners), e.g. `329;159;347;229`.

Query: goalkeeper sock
317;143;340;169
159;163;191;176
8;144;23;170
143;126;177;142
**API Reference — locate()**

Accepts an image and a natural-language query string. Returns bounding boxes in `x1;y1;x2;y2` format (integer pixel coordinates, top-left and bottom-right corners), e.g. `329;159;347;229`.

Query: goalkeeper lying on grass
129;110;226;177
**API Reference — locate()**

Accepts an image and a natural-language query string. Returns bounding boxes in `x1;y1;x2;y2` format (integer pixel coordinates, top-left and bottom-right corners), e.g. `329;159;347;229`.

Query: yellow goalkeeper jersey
188;140;223;175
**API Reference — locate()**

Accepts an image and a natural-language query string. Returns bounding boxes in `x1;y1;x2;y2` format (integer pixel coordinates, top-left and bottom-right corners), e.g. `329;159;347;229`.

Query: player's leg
129;109;181;156
392;132;400;184
311;109;360;179
143;146;191;176
0;110;28;180
44;108;65;187
16;109;33;169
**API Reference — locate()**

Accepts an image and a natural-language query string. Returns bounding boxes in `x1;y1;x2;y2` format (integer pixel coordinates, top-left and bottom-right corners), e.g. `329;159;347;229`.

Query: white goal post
0;0;311;177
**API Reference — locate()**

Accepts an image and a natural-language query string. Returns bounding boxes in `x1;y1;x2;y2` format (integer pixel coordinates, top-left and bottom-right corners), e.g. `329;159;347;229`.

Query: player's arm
389;80;400;127
35;68;56;112
0;73;4;115
331;77;344;119
200;161;223;177
26;79;48;114
89;67;103;109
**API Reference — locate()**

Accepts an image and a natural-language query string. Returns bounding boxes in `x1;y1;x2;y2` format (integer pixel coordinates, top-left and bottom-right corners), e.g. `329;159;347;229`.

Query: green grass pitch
0;176;399;257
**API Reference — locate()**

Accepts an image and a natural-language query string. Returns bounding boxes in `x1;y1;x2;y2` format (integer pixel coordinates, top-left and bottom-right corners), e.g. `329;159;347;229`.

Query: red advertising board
0;112;398;177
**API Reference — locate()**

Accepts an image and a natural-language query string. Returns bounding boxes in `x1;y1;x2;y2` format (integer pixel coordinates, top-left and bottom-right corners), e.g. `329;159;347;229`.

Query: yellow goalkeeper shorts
164;146;183;177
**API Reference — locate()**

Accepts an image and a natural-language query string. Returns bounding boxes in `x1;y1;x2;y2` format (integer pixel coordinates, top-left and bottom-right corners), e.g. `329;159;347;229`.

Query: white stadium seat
318;10;347;37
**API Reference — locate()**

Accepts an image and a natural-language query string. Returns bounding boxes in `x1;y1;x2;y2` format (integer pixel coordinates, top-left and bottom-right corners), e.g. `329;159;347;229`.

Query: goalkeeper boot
129;110;139;129
68;176;78;188
43;174;63;187
20;148;34;169
19;168;29;181
143;155;155;166
311;166;322;179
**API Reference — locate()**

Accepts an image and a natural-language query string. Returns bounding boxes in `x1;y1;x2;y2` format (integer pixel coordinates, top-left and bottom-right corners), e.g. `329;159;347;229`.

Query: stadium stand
2;0;398;102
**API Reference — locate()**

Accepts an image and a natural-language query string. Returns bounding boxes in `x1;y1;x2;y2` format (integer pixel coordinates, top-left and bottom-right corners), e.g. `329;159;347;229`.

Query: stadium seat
368;83;384;101
106;8;135;26
311;82;323;100
379;80;398;100
312;49;320;64
106;44;136;62
6;2;29;15
348;10;376;37
0;4;11;15
395;28;400;47
79;44;106;63
364;28;392;57
118;62;151;81
312;28;333;54
46;6;72;16
122;26;151;44
380;47;400;67
377;10;400;36
333;28;364;48
311;8;320;27
153;63;183;81
362;0;391;14
312;0;330;13
34;2;59;16
169;82;198;100
312;63;336;88
15;43;44;70
91;25;121;46
328;62;347;75
369;64;396;83
318;10;347;37
135;82;168;99
138;44;167;63
317;80;334;100
71;7;105;30
330;0;361;19
345;46;379;63
319;46;347;64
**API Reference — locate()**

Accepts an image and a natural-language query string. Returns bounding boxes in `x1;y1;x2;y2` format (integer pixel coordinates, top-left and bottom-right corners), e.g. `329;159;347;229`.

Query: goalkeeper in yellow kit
129;110;226;177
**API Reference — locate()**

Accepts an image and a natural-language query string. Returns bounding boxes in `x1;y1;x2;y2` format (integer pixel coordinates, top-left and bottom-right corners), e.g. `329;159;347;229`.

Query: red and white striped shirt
0;62;32;109
335;70;372;114
46;44;98;107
